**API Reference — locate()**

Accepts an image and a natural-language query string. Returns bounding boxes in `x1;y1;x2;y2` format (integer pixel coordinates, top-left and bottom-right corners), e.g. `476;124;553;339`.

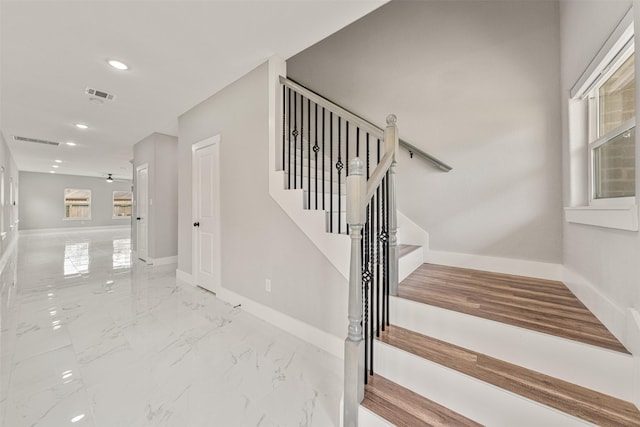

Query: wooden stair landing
398;263;628;353
379;325;640;426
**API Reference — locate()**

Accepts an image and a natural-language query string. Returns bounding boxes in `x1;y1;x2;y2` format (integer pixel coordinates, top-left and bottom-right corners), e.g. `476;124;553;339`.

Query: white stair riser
389;296;635;402
398;247;423;282
358;406;394;427
374;342;595;427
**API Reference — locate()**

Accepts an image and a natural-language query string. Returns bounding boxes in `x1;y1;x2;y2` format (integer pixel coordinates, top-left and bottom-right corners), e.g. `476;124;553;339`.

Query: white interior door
136;164;149;262
192;136;220;293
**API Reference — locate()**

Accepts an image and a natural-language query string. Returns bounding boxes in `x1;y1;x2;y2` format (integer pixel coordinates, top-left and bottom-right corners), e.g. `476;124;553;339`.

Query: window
64;188;91;220
565;10;637;231
112;191;132;218
588;49;636;203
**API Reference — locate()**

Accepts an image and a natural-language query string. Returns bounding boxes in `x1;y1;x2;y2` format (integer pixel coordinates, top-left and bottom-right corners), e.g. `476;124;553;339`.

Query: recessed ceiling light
107;59;129;71
54;159;62;163
74;123;88;129
49;171;56;174
66;142;77;146
52;165;59;168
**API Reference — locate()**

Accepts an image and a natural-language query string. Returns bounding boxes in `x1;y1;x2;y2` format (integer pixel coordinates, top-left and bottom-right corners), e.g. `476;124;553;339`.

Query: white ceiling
0;0;385;181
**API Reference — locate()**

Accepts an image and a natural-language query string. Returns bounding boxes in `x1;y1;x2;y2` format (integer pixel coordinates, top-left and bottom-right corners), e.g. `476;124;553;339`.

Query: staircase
272;72;640;426
360;263;640;426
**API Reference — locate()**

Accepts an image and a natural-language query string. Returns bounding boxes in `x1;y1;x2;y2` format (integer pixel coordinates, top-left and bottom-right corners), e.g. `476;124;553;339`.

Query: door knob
193;222;200;227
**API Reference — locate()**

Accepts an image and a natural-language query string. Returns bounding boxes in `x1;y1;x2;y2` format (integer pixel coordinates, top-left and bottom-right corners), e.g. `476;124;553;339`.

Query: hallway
0;229;342;426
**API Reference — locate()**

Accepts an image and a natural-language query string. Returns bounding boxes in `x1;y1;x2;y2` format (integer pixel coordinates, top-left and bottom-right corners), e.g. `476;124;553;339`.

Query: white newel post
385;115;399;296
344;157;366;427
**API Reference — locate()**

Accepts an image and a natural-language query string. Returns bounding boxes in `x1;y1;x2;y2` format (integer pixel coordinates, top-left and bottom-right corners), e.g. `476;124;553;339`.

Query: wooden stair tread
380;325;640;426
398;244;421;258
399;263;628;353
362;374;483;427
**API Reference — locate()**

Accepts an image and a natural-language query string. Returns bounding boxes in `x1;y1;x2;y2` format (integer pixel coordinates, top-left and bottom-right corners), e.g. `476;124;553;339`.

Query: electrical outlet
265;279;271;293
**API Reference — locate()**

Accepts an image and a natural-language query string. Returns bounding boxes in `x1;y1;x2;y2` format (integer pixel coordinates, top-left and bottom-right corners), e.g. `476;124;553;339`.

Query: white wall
132;132;178;260
18;171;131;230
559;0;640;352
177;62;347;338
287;0;563;264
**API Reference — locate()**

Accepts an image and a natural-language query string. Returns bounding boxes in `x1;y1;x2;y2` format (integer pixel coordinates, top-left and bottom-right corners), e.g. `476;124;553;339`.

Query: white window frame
586;42;636;207
112;190;132;219
64;188;92;220
565;8;638;231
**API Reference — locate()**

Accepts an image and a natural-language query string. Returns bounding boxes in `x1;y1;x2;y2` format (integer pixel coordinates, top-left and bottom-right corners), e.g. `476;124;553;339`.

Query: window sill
564;205;638;231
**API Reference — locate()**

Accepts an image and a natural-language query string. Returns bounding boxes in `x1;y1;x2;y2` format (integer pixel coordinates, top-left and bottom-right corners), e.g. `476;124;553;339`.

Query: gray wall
0;132;20;427
132;132;178;259
560;1;639;331
18;171;132;230
178;63;347;338
287;0;563;263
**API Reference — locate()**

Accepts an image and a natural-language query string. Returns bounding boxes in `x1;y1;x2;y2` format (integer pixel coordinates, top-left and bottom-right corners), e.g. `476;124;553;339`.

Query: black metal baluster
287;88;291;189
337;117;342;235
381;176;387;331
282;85;285;173
346;122;350;176
322;108;325;211
356;128;360;157
385;172;390;327
366;134;370;180
314;103;319;210
307;99;311;209
368;199;374;376
329;112;333;233
300;96;304;190
376;185;381;338
293;92;298;189
363;206;370;381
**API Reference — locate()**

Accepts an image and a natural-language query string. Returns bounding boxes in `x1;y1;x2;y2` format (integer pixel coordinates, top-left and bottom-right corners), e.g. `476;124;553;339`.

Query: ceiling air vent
85;87;115;102
13;136;60;146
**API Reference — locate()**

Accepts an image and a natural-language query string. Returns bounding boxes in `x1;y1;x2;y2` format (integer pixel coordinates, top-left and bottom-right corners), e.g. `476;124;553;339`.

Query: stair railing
343;115;398;427
279;76;430;426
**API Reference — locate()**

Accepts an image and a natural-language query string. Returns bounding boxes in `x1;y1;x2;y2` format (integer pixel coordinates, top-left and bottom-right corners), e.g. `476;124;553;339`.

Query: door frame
135;163;149;262
192;134;221;293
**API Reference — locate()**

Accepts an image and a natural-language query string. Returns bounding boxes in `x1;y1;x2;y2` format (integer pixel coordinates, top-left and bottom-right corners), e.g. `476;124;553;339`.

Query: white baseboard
19;225;131;235
176;269;194;285
426;250;563;281
215;286;343;360
563;267;628;348
635;356;640;410
148;255;177;266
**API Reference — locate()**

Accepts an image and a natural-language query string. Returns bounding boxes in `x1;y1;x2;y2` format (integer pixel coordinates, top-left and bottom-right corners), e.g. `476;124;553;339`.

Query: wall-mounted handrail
280;76;452;172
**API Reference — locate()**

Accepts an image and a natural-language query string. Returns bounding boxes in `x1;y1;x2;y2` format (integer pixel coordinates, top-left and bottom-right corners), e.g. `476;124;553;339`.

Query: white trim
215;286;343;360
191;134;222;294
635;355;640;410
571;6;634;98
176;269;194;285
426;250;563;281
563;267;628;347
19;225;131;235
147;256;177;266
564;204;638;231
135;163;150;262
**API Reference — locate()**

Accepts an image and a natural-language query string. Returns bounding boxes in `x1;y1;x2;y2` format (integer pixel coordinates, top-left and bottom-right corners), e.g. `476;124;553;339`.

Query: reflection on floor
0;228;342;426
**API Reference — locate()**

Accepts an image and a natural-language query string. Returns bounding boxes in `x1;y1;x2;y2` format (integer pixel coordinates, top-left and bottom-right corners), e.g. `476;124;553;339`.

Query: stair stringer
271;170;351;278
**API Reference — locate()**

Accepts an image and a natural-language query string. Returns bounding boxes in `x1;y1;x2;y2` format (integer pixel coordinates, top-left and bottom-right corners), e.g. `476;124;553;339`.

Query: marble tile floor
0;229;343;427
